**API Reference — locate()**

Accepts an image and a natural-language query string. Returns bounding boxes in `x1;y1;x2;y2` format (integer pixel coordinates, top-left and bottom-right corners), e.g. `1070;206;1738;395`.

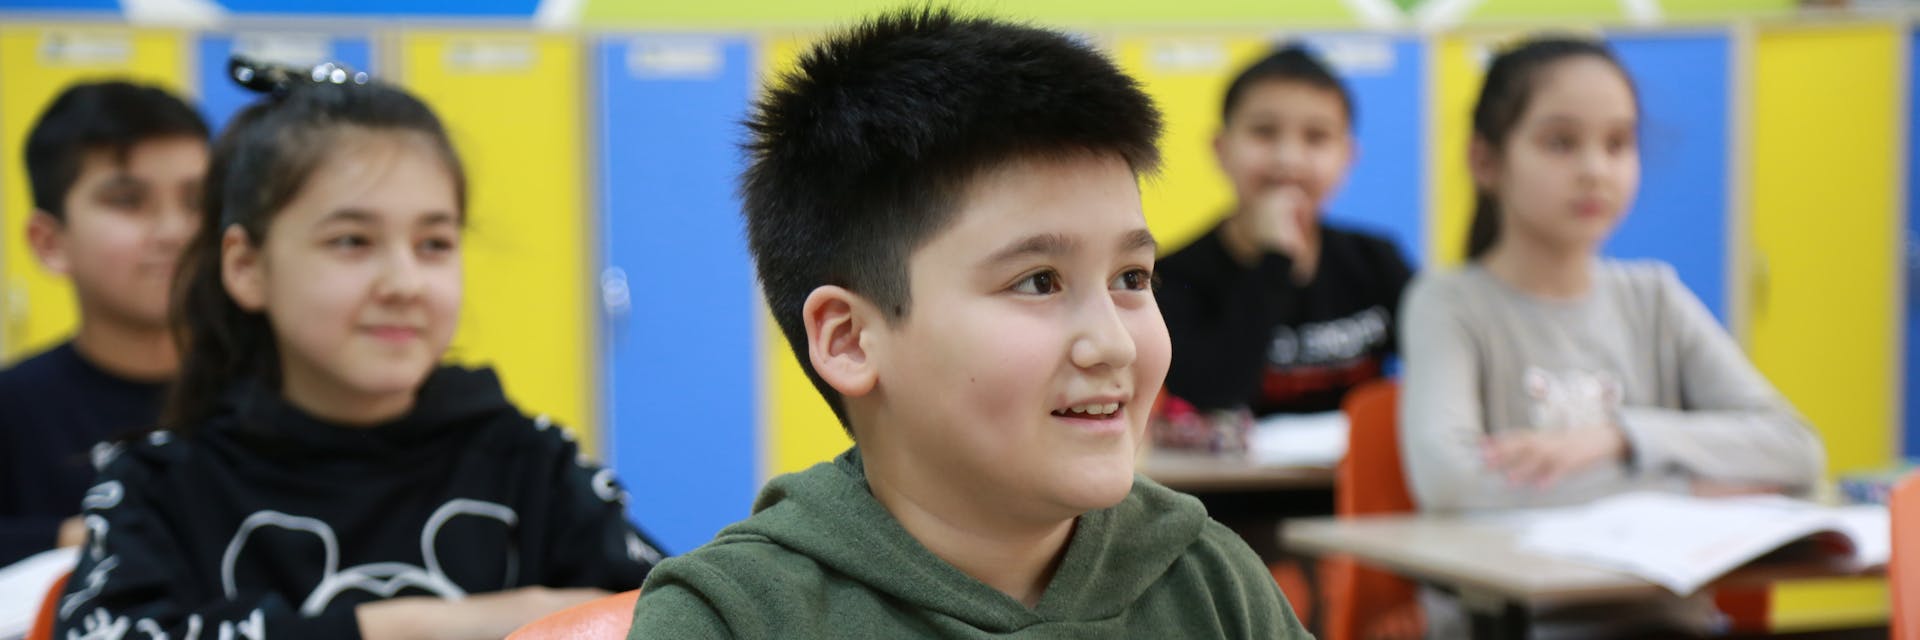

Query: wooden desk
1283;514;1879;640
1139;449;1334;493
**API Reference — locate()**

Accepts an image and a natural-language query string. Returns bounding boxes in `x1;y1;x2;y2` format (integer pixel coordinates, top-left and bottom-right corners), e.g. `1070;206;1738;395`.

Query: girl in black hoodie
53;58;663;639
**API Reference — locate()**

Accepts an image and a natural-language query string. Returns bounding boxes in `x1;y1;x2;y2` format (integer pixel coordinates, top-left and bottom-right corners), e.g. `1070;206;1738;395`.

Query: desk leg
1467;601;1529;640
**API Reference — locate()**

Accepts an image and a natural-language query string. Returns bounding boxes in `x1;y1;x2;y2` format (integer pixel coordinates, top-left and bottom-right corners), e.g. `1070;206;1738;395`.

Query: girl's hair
1463;36;1637;261
161;59;467;431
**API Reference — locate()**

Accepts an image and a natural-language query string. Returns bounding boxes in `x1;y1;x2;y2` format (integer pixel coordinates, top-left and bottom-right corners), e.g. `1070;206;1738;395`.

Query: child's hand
1481;425;1628;489
57;515;88;547
1248;185;1310;257
357;586;613;639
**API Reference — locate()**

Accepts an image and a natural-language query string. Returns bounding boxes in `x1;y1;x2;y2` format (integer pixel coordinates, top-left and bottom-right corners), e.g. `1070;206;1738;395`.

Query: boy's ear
803;285;879;399
26;211;70;276
1468;136;1500;192
220;225;268;312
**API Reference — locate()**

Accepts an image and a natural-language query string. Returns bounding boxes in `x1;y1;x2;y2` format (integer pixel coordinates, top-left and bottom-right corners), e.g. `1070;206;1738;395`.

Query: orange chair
506;589;641;640
1892;470;1920;640
1321;380;1422;640
28;571;70;640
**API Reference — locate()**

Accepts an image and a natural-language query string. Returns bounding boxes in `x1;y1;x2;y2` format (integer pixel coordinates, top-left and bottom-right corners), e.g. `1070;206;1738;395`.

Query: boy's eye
179;183;204;213
1011;270;1062;295
98;189;144;211
1110;268;1154;292
1544;133;1576;152
1608;133;1637;155
327;235;372;250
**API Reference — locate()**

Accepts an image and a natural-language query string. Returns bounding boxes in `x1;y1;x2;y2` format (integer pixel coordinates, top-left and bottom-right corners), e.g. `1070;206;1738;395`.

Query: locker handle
601;267;632;319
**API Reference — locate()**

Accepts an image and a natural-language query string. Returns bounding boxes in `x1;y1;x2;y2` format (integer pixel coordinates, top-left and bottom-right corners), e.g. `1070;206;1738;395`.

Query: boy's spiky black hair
24;80;209;220
1221;44;1355;126
742;7;1163;429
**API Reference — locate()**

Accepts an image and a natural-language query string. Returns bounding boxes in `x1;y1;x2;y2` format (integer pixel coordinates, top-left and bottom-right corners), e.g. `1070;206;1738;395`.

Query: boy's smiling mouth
1050;396;1130;432
1053;402;1122;417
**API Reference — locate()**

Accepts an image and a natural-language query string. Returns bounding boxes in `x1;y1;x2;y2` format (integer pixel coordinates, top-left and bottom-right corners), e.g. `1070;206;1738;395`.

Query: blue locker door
198;33;373;135
1303;35;1426;266
598;36;758;554
1606;32;1732;322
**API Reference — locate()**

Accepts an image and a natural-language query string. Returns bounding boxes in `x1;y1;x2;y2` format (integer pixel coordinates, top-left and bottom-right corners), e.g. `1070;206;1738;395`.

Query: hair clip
229;54;371;97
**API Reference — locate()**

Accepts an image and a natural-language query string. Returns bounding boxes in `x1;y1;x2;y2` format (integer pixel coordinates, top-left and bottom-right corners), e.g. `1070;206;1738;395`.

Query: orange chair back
1322;380;1422;640
28;571;70;640
507;589;641;640
1893;471;1920;640
1337;381;1414;517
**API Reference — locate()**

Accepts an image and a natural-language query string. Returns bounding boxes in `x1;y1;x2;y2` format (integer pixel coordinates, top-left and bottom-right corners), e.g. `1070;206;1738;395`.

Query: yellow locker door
1748;23;1899;478
1747;23;1900;633
1113;34;1273;253
756;33;853;479
397;32;595;452
0;26;188;361
1427;33;1481;269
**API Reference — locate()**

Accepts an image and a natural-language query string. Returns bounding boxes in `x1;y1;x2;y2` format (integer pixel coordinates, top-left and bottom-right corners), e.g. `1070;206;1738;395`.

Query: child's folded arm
53;459;363;640
1613;267;1825;490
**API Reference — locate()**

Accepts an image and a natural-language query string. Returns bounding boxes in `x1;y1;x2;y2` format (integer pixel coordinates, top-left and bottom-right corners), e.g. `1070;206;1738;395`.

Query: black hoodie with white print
53;366;663;639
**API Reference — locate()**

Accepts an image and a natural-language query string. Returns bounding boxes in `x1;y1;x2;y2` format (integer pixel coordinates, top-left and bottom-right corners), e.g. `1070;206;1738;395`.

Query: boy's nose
152;206;196;249
1071;294;1138;371
1271;138;1307;167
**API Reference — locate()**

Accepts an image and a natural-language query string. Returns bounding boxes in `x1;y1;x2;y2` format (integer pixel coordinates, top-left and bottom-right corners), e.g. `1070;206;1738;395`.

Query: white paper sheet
1248;411;1348;467
0;547;77;640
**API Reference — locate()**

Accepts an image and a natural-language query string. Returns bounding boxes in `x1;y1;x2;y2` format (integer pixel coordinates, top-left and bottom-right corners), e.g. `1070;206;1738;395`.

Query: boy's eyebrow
94;174;143;189
982;232;1078;266
1120;228;1157;254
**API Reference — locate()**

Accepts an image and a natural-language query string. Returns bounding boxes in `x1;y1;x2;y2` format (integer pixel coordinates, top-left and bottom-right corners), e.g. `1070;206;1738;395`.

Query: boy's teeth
1062;403;1121;416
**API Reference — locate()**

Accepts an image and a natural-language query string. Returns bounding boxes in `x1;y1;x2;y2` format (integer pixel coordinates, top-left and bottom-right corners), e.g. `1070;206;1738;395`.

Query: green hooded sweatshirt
627;448;1309;638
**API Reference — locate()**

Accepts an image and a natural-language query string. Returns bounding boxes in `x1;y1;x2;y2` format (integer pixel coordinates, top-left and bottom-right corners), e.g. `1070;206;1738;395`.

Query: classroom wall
0;0;1907;561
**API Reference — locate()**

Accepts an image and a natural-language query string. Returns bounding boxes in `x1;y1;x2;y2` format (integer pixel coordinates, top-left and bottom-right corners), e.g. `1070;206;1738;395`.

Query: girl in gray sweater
1399;36;1824;636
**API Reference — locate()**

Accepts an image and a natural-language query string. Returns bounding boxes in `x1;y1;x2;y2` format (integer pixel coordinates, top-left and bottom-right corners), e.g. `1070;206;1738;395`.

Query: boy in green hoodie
626;8;1309;638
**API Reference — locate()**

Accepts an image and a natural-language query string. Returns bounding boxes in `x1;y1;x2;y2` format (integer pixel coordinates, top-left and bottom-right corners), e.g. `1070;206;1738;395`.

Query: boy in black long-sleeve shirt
1157;46;1412;416
0;81;207;566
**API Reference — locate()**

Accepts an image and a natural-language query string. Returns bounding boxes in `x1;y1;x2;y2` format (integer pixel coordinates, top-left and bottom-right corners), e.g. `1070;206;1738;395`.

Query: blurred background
0;0;1910;625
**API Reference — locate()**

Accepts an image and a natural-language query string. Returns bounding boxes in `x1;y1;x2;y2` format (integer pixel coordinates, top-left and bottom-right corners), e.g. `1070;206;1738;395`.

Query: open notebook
1516;492;1888;596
